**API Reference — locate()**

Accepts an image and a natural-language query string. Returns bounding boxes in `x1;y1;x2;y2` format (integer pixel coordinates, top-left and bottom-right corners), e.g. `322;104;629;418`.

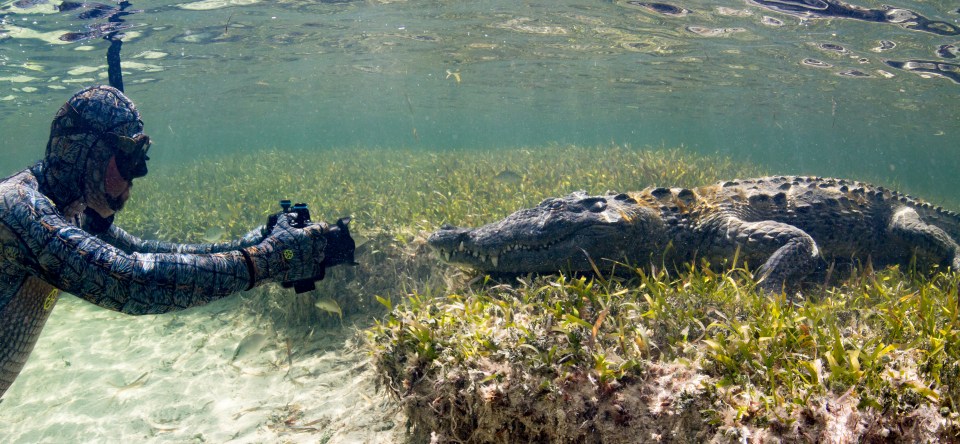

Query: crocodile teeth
458;241;465;252
491;255;499;267
443;250;451;261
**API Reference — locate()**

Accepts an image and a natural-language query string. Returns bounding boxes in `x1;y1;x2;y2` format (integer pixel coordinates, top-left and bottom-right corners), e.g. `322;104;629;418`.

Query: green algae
368;266;960;442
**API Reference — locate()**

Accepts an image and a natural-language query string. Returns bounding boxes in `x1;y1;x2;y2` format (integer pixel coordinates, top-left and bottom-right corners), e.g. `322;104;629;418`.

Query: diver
0;85;353;400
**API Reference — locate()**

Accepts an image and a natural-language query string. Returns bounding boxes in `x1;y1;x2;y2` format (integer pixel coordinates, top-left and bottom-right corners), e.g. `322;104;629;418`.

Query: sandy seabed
0;292;404;443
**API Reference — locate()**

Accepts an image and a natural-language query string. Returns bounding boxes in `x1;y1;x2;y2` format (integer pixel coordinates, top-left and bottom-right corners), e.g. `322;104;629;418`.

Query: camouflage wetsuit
0;86;330;399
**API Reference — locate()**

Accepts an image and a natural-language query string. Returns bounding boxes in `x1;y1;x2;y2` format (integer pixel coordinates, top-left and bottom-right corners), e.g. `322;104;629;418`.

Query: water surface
1;0;958;198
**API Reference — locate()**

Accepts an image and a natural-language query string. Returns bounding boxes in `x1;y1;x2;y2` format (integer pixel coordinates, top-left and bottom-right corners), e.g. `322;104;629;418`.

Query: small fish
315;297;342;322
203;226;226;242
109;371;150;401
110;371;149;390
493;169;522;183
445;69;461;84
231;332;269;362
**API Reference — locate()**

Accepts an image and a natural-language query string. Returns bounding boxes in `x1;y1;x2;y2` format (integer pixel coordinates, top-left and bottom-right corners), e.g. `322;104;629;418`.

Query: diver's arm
101;224;265;254
8;197;253;315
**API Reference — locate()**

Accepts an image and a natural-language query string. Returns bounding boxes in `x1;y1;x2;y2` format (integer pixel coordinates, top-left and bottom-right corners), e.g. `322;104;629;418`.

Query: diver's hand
241;213;327;287
239;224;267;245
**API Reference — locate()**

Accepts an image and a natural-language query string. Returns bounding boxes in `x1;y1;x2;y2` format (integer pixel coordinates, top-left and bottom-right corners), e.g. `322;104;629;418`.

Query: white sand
0;292;404;443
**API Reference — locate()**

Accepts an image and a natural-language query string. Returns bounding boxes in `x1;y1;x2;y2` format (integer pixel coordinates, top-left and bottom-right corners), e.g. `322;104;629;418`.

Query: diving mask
105;132;151;181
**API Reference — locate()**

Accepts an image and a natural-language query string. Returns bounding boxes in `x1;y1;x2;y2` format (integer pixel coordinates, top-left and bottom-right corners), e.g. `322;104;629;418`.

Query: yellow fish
202;226;226;242
315;297;343;323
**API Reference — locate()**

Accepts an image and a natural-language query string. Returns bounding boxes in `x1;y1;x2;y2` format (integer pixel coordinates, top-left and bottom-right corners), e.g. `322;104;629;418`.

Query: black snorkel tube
105;1;133;92
83;1;135;234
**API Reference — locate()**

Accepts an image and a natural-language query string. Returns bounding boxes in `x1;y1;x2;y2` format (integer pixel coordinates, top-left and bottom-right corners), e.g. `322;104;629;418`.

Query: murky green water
1;0;959;202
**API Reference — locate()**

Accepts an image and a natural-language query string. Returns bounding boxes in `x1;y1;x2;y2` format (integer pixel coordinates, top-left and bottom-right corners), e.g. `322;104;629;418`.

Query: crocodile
428;176;960;292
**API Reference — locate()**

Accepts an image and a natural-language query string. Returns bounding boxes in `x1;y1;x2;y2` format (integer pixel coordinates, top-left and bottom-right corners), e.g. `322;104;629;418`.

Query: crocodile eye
548;200;564;211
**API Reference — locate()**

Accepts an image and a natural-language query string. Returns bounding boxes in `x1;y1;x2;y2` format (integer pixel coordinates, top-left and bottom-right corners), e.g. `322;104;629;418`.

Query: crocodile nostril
440;224;458;230
581;197;607;212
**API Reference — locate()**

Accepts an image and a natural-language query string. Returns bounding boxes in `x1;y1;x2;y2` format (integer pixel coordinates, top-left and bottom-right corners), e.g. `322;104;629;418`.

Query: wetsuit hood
37;85;144;214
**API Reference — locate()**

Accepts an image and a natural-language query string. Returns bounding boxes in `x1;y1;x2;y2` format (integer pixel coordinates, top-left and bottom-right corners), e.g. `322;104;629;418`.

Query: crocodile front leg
720;217;821;293
889;207;960;271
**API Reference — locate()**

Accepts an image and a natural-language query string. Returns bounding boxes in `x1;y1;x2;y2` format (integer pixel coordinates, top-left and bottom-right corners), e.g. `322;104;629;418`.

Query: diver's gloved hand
241;213;327;288
239;224;267;245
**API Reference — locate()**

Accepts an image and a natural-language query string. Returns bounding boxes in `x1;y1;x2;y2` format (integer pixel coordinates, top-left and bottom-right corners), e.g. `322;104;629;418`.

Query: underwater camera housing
267;200;358;293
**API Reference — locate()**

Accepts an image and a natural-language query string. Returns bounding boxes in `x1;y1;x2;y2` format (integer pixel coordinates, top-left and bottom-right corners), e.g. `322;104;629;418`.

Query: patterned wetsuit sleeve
101;224;264;254
7;195;254;315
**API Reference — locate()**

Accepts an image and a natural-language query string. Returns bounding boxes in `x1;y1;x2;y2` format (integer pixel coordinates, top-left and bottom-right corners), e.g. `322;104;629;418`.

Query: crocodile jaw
428;191;651;273
429;225;606;272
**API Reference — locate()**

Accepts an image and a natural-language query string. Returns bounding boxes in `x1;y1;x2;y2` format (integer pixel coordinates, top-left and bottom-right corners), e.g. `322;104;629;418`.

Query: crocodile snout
428;224;469;249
